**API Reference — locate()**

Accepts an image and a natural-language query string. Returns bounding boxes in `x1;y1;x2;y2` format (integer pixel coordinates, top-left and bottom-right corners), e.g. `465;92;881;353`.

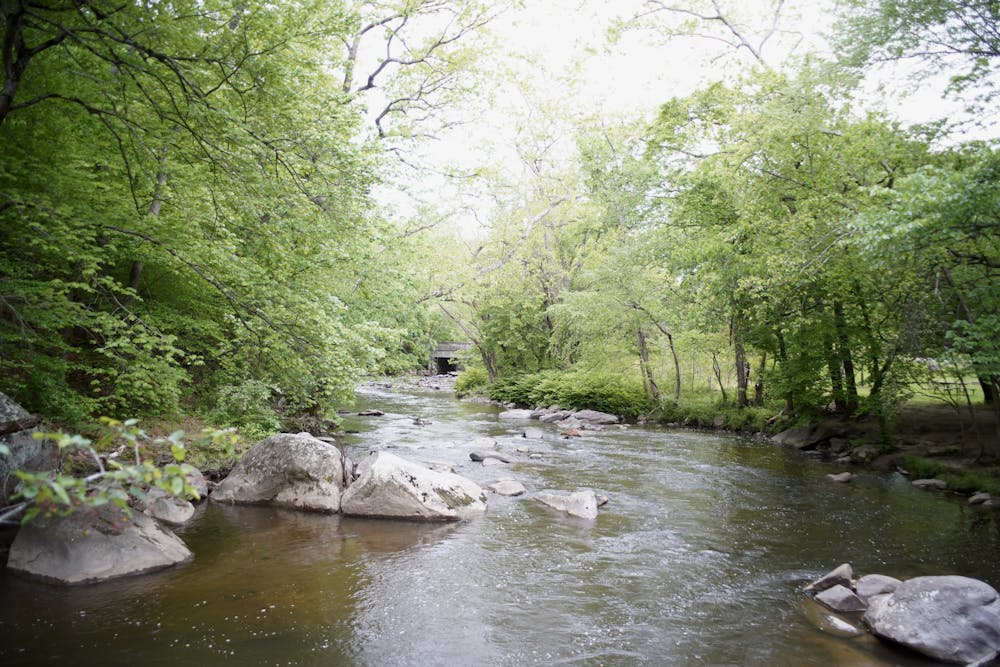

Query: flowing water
2;382;999;666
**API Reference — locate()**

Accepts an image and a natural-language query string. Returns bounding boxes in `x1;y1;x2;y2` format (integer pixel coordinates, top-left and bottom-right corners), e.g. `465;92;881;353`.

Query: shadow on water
1;383;998;665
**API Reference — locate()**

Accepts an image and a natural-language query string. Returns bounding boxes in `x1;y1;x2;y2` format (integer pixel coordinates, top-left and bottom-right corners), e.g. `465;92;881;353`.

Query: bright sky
373;0;981;236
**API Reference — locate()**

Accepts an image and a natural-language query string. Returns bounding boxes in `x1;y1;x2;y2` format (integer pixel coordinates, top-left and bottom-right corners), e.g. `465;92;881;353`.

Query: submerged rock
863;575;1000;665
212;433;344;512
7;507;191;584
341;451;487;521
535;489;599;519
911;478;947;491
827;472;853;483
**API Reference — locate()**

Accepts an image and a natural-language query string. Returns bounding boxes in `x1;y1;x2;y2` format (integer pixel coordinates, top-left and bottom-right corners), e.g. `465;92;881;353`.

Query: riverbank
429;369;1000;496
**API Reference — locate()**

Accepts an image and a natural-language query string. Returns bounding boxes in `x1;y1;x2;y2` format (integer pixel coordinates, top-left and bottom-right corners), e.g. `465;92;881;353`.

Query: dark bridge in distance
430;342;473;374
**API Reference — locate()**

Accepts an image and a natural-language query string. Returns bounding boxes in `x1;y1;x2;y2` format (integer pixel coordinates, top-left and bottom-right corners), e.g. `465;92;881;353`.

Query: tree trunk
833;300;859;413
776;329;793;412
940;266;998;405
734;336;749;408
637;328;660;402
712;351;729;403
753;352;766;407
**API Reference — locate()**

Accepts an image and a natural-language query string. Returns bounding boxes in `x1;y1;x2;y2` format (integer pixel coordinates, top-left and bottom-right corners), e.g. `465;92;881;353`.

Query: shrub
209;380;281;442
488;369;654;419
455;367;489;397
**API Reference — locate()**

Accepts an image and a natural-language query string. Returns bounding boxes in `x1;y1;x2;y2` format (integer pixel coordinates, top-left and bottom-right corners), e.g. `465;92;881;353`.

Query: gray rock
425;460;455;474
803;598;864;637
341;452;487;521
0;392;38;434
912;478;947;491
816;584;868;613
498;409;534;420
7;507;191;584
185;465;209;500
555;417;583;431
482;458;507;467
522;428;546;439
535;489;599;519
538;411;571;423
969;492;992;506
470;450;515;463
850;444;880;463
771;424;839;451
805;563;854;594
138;488;195;526
488;480;526;496
212;433;343;512
1;428;59;501
863;575;1000;664
461;436;497;449
827;472;853;483
829;438;851;454
856;574;902;600
571;410;619;425
712;415;727;429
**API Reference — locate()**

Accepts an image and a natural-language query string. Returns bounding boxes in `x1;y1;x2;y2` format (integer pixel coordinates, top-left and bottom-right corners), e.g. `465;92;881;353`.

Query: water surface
2;383;998;665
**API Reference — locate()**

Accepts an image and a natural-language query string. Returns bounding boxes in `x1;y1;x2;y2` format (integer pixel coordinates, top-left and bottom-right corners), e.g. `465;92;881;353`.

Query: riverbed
1;383;998;665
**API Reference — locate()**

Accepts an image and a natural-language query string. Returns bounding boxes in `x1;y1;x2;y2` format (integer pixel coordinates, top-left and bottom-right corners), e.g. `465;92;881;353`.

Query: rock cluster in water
804;563;1000;665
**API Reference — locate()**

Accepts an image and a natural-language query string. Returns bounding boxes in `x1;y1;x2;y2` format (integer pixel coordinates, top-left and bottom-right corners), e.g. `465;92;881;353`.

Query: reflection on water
1;384;998;666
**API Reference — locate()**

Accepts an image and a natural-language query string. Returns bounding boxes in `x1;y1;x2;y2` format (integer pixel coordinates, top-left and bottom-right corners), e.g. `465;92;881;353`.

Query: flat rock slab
488;480;526;496
498;409;534;420
522;428;546;439
856;574;902;600
470;450;516;463
571;410;619;425
864;575;1000;665
212;433;344;512
827;472;853;483
341;451;487;521
912;478;947;491
139;488;195;526
805;563;853;594
535;489;599;519
7;507;192;585
816;584;867;613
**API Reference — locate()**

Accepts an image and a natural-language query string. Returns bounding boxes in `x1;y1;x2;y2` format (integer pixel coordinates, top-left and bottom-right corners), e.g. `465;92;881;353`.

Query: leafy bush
209;380;281;442
489;369;654;418
455;367;489;397
0;419;230;525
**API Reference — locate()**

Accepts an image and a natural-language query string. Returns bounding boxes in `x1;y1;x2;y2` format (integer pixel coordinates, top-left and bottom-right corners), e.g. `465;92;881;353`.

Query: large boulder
138;488;195;526
341;452;487;521
863;575;1000;664
498;409;534;420
535;489;599;519
7;506;192;584
572;409;619;425
212;433;343;512
0;392;39;435
771;424;840;451
1;428;59;501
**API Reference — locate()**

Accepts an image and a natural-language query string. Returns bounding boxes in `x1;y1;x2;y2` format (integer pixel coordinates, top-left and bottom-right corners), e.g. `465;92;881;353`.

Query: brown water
1;383;999;666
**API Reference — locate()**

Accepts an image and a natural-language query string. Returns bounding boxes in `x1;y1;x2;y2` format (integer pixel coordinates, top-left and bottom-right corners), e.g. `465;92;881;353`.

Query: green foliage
208;381;281;443
489;369;654;418
903;456;1000;494
455;367;490;397
2;418;229;525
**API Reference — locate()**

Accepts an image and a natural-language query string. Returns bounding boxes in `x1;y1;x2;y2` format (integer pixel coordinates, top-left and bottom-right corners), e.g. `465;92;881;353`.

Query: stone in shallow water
341;451;487;521
863;575;1000;665
488;480;526;496
212;433;344;512
7;507;191;585
535;489;598;519
804;563;853;594
815;584;867;613
855;574;901;600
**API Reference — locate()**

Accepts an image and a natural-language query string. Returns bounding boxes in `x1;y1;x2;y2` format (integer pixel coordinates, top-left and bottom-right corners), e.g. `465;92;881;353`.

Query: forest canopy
1;0;997;440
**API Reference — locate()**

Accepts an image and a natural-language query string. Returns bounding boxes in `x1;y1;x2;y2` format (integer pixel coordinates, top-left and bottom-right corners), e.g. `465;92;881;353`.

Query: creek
1;382;999;666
